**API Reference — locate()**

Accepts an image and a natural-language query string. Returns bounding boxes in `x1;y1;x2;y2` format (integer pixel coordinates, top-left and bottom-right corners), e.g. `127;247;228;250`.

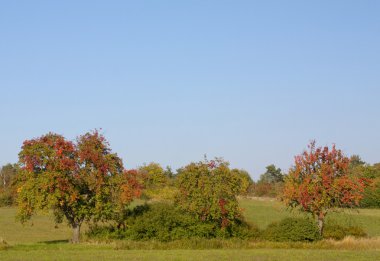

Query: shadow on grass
38;239;69;244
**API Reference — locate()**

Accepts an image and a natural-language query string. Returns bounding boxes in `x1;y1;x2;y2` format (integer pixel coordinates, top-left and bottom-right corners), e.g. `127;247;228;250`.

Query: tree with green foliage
360;177;380;208
349;155;366;169
139;162;168;188
0;164;18;189
250;164;284;198
16;131;140;243
138;162;177;200
259;164;283;183
231;169;253;195
0;164;19;206
164;166;174;179
347;157;380;208
349;163;380;208
175;158;242;228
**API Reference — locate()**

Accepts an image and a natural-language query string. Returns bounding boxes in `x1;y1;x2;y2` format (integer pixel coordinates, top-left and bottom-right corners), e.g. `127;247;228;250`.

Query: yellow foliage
17;186;23;193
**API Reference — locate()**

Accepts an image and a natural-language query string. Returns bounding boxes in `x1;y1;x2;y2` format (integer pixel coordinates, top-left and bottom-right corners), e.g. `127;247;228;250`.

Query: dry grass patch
82;237;380;251
322;236;380;250
0;238;9;250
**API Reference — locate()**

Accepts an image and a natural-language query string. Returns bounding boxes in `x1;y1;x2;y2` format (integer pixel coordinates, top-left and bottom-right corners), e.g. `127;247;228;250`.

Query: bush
262;217;321;242
323;221;367;240
249;182;284;198
143;186;178;201
360;178;380;208
87;203;260;242
0;238;8;250
84;225;117;240
124;203;201;241
0;191;13;207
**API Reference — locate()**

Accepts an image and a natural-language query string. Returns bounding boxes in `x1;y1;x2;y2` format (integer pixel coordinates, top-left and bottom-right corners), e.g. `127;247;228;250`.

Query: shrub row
86;203;367;242
262;217;321;242
87;203;260;242
261;217;366;242
323;221;367;240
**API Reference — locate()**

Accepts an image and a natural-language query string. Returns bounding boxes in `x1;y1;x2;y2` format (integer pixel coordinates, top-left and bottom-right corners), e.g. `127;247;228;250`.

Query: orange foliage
283;141;367;220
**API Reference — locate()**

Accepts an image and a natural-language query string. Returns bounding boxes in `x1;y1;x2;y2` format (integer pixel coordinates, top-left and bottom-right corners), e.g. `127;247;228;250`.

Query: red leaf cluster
283;141;367;218
18;131;142;222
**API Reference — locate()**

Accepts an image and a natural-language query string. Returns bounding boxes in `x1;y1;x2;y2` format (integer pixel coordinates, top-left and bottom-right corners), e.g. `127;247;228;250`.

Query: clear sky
1;1;379;179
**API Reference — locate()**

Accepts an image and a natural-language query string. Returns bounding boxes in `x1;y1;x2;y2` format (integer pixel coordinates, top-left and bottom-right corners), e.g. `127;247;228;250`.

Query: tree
139;162;168;188
16;131;140;243
349;155;366;169
283;141;367;235
0;164;18;189
138;162;177;200
351;163;380;208
111;169;143;228
164;166;174;179
360;177;380;208
175;158;242;228
259;164;283;183
250;164;284;198
231;169;253;195
0;163;19;206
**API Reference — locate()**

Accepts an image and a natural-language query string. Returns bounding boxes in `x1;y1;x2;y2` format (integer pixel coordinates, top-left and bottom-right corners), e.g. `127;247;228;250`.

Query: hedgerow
87;203;260;242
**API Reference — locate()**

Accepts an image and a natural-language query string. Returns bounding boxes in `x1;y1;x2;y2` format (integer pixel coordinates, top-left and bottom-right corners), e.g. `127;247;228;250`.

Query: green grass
0;207;71;244
327;208;380;237
0;243;379;261
240;198;380;237
0;199;146;245
1;198;380;260
240;198;303;228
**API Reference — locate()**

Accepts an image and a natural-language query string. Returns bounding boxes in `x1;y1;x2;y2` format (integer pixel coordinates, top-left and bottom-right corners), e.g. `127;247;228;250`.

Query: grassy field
1;198;380;260
1;244;380;261
239;198;380;237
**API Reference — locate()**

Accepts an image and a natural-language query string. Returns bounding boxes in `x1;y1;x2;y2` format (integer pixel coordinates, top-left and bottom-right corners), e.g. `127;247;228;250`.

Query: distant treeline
2;154;380;207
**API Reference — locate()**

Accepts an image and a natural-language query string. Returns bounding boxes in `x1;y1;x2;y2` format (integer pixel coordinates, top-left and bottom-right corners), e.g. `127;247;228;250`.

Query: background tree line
2;152;380;208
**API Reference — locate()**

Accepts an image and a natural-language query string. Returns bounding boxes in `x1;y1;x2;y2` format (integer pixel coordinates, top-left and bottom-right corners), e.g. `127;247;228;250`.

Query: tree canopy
0;164;18;189
175;158;242;228
259;164;283;183
16;130;141;243
138;162;168;188
283;141;367;235
231;168;253;195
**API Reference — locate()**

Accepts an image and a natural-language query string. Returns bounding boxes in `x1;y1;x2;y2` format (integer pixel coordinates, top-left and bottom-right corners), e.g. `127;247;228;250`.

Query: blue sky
1;1;379;179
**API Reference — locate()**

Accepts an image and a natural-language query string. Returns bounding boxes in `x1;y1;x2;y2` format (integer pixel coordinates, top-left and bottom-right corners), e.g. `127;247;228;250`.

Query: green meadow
1;198;380;260
239;198;380;237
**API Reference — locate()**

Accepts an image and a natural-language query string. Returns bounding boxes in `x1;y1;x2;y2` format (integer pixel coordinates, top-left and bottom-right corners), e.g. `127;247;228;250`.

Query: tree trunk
72;223;81;243
317;217;324;236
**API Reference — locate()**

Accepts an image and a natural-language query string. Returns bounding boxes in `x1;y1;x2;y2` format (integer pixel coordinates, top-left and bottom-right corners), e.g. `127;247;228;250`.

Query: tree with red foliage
111;169;143;229
283;141;367;235
16;130;141;243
